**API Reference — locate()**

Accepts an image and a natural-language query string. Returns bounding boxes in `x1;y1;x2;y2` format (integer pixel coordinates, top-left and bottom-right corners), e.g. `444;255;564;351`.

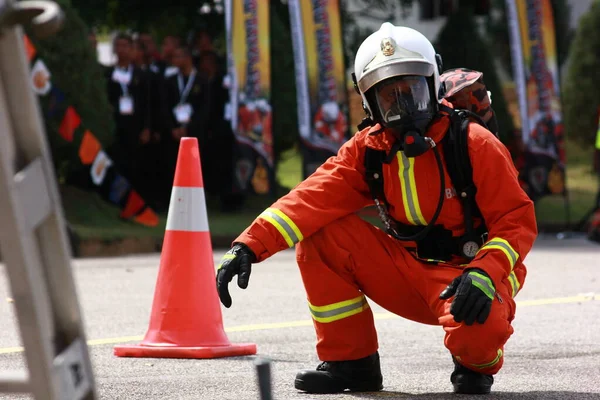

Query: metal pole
255;357;273;400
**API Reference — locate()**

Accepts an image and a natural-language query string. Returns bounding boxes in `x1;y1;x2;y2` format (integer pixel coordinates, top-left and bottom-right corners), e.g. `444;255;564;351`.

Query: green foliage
562;1;600;147
486;0;573;78
270;1;300;163
71;0;215;43
434;2;515;141
25;0;114;181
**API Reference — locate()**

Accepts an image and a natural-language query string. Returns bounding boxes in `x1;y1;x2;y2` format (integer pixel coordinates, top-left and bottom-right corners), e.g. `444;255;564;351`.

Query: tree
562;1;600;146
434;0;515;141
270;1;300;163
26;0;114;182
485;0;573;78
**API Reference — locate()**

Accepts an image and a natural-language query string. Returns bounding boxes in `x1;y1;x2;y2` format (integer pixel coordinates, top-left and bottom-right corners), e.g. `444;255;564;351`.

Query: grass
62;186;271;241
62;138;598;241
533;139;598;226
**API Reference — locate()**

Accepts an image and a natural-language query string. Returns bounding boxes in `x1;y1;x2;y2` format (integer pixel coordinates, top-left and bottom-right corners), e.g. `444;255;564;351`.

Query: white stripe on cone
166;186;209;232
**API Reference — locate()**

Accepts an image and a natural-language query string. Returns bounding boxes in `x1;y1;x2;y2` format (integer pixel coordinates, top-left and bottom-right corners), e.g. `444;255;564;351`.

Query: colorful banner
24;35;158;227
505;0;566;201
289;0;349;178
225;0;274;195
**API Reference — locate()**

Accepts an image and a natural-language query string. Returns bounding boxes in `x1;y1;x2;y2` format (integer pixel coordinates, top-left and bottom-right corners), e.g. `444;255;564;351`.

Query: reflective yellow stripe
258;208;303;248
470;349;503;369
397;152;427;226
508;271;521;297
596;123;600;150
268;208;303;242
478;237;519;269
308;295;369;323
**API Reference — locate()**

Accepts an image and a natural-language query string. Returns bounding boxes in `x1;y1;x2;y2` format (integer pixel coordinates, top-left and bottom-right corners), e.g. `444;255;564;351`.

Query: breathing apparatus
352;23;448;242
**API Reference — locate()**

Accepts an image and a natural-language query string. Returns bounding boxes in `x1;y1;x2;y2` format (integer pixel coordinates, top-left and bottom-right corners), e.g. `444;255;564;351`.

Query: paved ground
1;233;599;399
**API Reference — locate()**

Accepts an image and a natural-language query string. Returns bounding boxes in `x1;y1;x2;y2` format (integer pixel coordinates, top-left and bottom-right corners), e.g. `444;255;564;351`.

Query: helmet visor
374;76;434;125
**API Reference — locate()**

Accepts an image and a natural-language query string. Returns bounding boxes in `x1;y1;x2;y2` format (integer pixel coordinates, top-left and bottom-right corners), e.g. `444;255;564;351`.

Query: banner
225;0;274;195
505;0;566;201
289;0;349;178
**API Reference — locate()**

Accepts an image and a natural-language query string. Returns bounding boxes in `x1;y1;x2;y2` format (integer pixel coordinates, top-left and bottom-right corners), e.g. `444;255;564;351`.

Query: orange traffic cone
114;137;257;359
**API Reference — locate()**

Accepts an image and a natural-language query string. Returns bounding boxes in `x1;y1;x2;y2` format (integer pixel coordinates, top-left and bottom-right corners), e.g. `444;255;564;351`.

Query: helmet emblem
381;37;395;56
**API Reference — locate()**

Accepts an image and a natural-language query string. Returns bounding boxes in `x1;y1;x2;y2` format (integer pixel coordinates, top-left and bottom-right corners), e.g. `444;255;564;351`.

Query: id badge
174;103;193;124
119;96;134;115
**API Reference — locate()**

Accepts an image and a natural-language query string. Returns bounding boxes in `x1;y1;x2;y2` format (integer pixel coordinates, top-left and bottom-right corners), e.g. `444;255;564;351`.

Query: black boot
294;352;383;394
451;358;494;394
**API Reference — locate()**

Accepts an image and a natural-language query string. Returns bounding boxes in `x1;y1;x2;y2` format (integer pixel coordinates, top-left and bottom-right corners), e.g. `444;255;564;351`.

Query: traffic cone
114;137;257;359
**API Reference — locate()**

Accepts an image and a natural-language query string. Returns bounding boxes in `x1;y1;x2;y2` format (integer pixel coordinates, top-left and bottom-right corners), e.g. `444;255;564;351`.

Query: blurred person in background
139;33;161;66
105;33;151;196
159;35;181;78
160;46;209;204
199;50;239;211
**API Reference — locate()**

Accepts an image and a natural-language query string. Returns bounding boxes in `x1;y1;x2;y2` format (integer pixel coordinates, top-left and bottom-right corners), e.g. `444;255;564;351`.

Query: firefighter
216;23;537;395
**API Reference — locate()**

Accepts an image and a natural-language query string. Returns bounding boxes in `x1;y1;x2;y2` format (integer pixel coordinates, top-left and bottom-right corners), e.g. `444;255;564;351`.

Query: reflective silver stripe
259;209;301;246
166;187;209;232
481;239;518;267
470;273;495;299
309;296;369;323
398;152;426;225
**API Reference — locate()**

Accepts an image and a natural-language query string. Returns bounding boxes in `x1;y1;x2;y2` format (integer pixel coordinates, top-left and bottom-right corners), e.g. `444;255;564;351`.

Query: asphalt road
1;233;599;399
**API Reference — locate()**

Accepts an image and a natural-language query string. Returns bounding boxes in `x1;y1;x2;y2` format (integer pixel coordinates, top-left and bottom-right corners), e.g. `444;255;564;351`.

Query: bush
562;1;600;147
25;0;114;182
434;3;515;142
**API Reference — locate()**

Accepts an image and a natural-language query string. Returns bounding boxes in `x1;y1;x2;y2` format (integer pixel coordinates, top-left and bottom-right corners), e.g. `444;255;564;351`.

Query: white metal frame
0;0;96;398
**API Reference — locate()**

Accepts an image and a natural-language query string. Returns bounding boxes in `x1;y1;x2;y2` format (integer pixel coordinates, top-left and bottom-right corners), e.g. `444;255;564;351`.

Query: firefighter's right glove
439;268;495;326
216;243;256;308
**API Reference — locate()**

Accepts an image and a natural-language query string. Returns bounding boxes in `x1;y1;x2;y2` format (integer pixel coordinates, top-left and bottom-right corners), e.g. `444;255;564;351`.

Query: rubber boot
294;352;383;394
451;357;494;394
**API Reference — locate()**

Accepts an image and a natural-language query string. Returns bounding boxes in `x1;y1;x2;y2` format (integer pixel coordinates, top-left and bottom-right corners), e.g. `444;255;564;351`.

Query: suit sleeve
234;133;373;262
467;124;538;292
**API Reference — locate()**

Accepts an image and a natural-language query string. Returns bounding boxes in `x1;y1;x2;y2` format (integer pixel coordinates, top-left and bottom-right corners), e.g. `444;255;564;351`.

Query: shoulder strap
442;109;484;238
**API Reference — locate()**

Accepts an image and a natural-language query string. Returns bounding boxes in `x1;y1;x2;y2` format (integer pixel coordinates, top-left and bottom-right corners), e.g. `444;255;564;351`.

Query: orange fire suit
234;111;537;376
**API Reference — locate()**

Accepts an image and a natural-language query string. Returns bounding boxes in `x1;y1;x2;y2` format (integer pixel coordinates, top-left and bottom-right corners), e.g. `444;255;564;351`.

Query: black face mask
389;113;435;157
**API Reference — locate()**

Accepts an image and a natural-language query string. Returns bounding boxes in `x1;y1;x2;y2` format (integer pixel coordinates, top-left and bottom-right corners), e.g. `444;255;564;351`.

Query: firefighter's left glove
439;268;495;326
216;243;256;308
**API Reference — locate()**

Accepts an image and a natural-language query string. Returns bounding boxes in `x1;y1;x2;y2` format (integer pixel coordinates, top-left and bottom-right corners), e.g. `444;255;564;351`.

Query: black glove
216;243;256;308
439;268;496;326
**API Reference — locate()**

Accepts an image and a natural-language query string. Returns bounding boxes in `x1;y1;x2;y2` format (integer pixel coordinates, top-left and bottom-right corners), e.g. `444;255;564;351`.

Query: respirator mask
372;75;437;157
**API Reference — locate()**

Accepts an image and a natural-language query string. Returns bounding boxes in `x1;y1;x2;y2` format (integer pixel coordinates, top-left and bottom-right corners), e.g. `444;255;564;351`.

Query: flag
225;0;275;195
289;0;349;177
23;35;36;62
90;150;113;186
58;106;81;142
78;130;101;165
505;0;566;201
120;190;145;219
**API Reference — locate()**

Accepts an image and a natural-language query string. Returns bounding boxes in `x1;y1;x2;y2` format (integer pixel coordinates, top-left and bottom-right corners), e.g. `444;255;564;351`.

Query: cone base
113;342;257;359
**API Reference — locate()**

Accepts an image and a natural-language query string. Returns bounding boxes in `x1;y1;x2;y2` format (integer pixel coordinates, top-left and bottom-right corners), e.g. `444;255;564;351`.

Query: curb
71;224;579;258
71;235;235;258
0;225;585;261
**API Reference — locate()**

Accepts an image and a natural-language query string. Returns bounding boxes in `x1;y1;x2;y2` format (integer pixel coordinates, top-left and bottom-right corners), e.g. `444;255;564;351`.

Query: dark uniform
161;69;209;194
105;64;150;182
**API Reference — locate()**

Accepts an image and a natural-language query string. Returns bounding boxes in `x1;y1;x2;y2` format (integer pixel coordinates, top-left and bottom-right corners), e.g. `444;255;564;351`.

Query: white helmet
353;23;443;129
